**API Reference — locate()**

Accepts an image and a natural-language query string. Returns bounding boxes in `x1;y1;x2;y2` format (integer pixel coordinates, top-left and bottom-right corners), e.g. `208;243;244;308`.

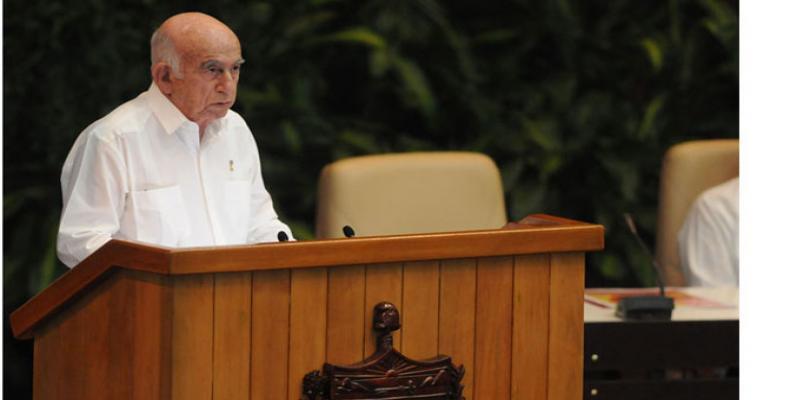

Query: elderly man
57;12;292;268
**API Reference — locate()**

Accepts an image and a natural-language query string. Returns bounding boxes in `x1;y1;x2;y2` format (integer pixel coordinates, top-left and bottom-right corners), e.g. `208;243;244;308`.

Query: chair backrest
315;151;507;239
655;139;739;286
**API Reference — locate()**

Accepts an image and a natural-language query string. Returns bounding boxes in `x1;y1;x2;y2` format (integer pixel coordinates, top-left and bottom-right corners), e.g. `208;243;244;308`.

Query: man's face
169;46;243;129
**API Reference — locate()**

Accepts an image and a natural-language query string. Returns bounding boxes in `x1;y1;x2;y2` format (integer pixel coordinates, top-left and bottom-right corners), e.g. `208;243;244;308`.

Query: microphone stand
615;214;675;321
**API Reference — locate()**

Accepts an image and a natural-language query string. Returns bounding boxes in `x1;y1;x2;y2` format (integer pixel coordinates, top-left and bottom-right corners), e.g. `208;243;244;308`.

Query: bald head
151;12;241;77
150;12;245;134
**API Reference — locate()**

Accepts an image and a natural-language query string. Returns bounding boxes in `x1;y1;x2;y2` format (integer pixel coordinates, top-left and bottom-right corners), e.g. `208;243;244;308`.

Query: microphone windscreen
277;231;289;242
342;225;356;238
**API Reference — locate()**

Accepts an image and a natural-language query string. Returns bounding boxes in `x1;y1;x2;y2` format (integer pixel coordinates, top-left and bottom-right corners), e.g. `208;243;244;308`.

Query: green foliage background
3;0;737;396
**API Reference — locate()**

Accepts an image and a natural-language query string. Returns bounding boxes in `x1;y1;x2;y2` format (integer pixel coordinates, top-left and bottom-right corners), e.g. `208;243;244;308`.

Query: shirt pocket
127;185;190;246
223;180;251;243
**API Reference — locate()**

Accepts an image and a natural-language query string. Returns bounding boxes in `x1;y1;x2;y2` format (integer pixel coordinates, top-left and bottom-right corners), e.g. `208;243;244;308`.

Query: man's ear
152;63;174;95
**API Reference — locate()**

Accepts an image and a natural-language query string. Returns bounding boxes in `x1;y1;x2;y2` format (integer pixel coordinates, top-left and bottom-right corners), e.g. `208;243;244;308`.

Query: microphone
342;225;356;238
615;213;674;321
624;213;667;296
277;231;289;242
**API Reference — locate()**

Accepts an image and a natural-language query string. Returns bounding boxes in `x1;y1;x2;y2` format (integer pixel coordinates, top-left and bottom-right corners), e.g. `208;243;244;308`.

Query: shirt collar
146;83;192;135
204;112;229;140
145;83;229;137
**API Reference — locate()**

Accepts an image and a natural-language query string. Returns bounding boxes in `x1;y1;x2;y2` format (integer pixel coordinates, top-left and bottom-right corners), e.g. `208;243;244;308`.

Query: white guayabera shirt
57;83;292;268
678;177;739;287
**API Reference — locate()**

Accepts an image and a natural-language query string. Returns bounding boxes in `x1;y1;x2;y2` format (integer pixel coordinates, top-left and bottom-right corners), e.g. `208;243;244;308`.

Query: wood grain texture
12;240;171;339
32;274;116;399
32;325;56;400
326;265;366;364
474;256;514;400
171;273;214;400
32;270;172;400
251;269;291;400
401;260;440;359
547;252;585;400
127;271;172;399
438;258;477;400
13;215;602;339
169;222;604;275
19;214;597;400
364;263;403;356
288;268;328;399
213;272;252;400
511;254;551;400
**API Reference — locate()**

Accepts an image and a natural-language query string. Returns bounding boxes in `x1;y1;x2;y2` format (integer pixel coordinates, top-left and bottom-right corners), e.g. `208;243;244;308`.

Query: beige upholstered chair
315;152;507;239
655;139;739;286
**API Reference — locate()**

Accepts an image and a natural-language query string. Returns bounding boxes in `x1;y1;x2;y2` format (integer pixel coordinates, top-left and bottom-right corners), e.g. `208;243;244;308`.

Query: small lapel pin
229;160;235;172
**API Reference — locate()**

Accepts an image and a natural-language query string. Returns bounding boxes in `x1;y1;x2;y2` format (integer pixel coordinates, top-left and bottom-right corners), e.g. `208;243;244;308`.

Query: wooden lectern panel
511;254;551;399
27;255;585;400
401;260;440;359
250;269;290;400
475;256;515;400
33;270;172;400
326;265;366;365
213;272;252;400
14;214;601;400
171;274;212;400
288;268;328;399
438;258;478;399
547;252;585;400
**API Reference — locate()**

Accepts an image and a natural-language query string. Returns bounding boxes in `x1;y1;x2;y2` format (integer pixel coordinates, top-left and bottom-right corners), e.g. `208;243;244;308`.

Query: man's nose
216;70;235;92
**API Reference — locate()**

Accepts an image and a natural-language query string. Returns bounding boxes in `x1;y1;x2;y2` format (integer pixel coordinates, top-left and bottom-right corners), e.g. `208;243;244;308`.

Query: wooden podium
11;214;603;400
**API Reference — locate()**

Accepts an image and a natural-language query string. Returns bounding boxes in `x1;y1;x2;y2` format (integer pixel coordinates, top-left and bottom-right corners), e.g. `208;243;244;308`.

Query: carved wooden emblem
302;302;465;399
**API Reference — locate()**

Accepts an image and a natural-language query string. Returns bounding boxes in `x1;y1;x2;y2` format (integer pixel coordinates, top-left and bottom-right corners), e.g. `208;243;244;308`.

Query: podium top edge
10;214;603;339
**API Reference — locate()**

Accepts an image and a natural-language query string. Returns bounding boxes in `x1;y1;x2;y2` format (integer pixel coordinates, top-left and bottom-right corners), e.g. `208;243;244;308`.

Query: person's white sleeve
57;131;127;268
677;192;739;287
246;141;293;243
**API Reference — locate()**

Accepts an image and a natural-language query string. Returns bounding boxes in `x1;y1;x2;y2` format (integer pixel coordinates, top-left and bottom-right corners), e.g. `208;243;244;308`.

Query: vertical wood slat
438;258;477;400
364;263;403;356
171;274;214;400
326;265;366;364
106;274;131;399
129;272;172;400
213;272;252;400
511;254;551;400
98;274;128;399
33;325;55;400
251;269;291;400
401;261;440;359
547;252;585;400
288;268;328;399
474;256;514;400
